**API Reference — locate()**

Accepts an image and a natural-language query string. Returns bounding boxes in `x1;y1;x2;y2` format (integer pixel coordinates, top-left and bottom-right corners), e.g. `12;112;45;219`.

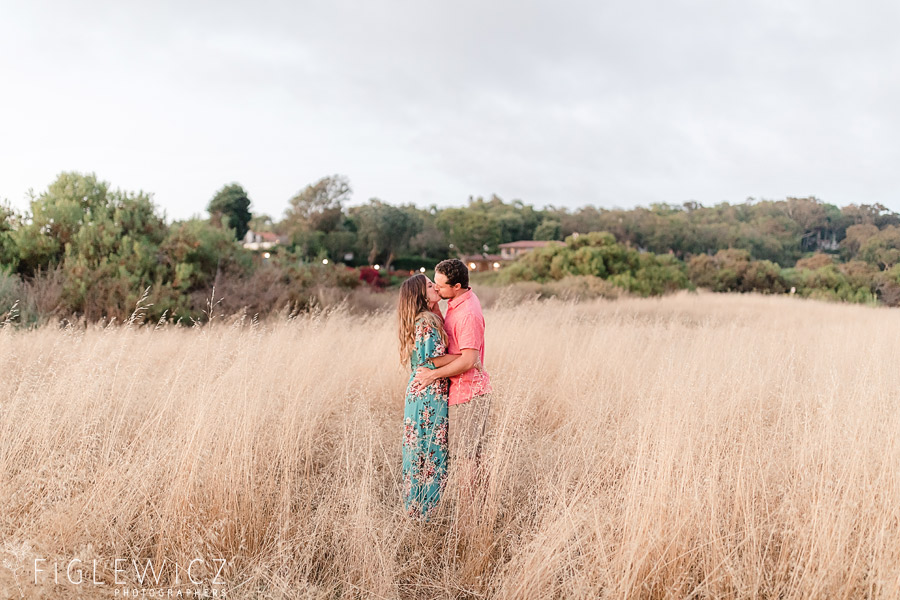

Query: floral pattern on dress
434;420;448;447
402;316;450;520
403;417;418;448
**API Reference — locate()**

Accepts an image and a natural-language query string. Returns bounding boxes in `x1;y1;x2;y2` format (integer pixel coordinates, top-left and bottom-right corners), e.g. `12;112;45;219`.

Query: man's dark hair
435;258;469;289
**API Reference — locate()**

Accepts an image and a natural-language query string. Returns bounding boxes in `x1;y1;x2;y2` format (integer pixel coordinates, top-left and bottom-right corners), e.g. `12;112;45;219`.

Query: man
413;258;493;470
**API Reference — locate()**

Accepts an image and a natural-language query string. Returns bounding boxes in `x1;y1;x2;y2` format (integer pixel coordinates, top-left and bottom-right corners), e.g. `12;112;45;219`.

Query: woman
398;274;460;519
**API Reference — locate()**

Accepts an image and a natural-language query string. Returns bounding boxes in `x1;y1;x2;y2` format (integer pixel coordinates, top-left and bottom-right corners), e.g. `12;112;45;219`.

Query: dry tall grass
1;291;900;599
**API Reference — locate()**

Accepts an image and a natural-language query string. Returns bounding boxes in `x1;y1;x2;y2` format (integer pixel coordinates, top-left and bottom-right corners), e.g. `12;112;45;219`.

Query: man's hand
412;367;438;391
412;350;481;392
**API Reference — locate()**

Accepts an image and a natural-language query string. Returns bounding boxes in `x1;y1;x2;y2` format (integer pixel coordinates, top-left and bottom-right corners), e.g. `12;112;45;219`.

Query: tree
553;206;609;237
687;249;787;293
352;199;422;269
783;197;829;253
476;195;541;243
208;184;252;240
841;203;900;228
0;202;19;271
60;190;170;320
9;172;178;319
858;225;900;270
409;224;448;259
160;218;244;293
285;175;350;234
534;218;562;241
841;224;879;259
322;231;358;262
435;207;501;255
248;213;275;233
13;171;111;274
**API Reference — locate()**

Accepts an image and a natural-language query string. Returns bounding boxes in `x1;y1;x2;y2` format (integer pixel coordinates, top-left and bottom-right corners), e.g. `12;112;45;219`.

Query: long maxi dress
402;316;450;519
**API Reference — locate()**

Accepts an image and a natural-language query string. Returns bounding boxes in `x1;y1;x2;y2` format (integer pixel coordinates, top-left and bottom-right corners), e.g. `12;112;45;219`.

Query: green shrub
499;231;690;297
688;249;786;293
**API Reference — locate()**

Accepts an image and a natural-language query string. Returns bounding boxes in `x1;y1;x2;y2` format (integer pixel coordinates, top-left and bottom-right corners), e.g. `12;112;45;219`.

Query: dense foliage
500;232;691;297
2;170;900;324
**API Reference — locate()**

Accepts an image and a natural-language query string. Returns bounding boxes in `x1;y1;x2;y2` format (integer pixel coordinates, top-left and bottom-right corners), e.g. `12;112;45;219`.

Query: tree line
2;171;900;324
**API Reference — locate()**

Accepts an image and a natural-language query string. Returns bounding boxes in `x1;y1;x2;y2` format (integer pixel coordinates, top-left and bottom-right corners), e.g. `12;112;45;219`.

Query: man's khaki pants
448;393;492;461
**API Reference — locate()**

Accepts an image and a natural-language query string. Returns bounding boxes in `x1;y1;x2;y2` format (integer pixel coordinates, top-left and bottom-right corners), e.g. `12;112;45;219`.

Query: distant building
458;240;566;272
498;240;565;261
243;230;286;250
459;254;505;272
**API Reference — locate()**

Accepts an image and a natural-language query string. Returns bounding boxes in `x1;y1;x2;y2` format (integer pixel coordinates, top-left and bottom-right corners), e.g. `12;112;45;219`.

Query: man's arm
414;349;480;387
431;349;479;378
428;354;460;368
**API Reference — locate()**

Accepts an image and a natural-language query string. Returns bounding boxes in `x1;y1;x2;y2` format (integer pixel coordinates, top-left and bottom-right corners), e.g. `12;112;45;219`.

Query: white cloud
1;0;898;221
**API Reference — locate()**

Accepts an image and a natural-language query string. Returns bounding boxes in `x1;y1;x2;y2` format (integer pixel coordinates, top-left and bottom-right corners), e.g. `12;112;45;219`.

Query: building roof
499;240;564;249
259;231;281;242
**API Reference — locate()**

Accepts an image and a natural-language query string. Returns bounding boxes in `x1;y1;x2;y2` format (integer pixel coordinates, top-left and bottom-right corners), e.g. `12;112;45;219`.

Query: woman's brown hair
398;274;447;367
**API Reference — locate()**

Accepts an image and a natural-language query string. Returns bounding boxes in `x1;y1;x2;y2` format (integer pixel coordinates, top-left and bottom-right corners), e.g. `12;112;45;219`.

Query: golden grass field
2;291;900;599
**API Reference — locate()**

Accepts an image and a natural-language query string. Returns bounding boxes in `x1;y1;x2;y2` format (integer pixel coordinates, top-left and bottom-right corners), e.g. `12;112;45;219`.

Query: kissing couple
397;258;493;520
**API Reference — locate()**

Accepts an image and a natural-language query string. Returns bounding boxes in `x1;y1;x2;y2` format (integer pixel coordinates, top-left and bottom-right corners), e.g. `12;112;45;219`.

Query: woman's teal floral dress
402;316;450;519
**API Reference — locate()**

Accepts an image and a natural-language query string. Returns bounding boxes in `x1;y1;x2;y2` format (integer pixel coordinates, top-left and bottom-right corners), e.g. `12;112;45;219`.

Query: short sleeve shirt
444;289;492;405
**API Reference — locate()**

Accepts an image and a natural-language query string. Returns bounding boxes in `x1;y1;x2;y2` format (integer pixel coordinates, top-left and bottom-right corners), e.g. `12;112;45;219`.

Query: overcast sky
2;0;899;222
